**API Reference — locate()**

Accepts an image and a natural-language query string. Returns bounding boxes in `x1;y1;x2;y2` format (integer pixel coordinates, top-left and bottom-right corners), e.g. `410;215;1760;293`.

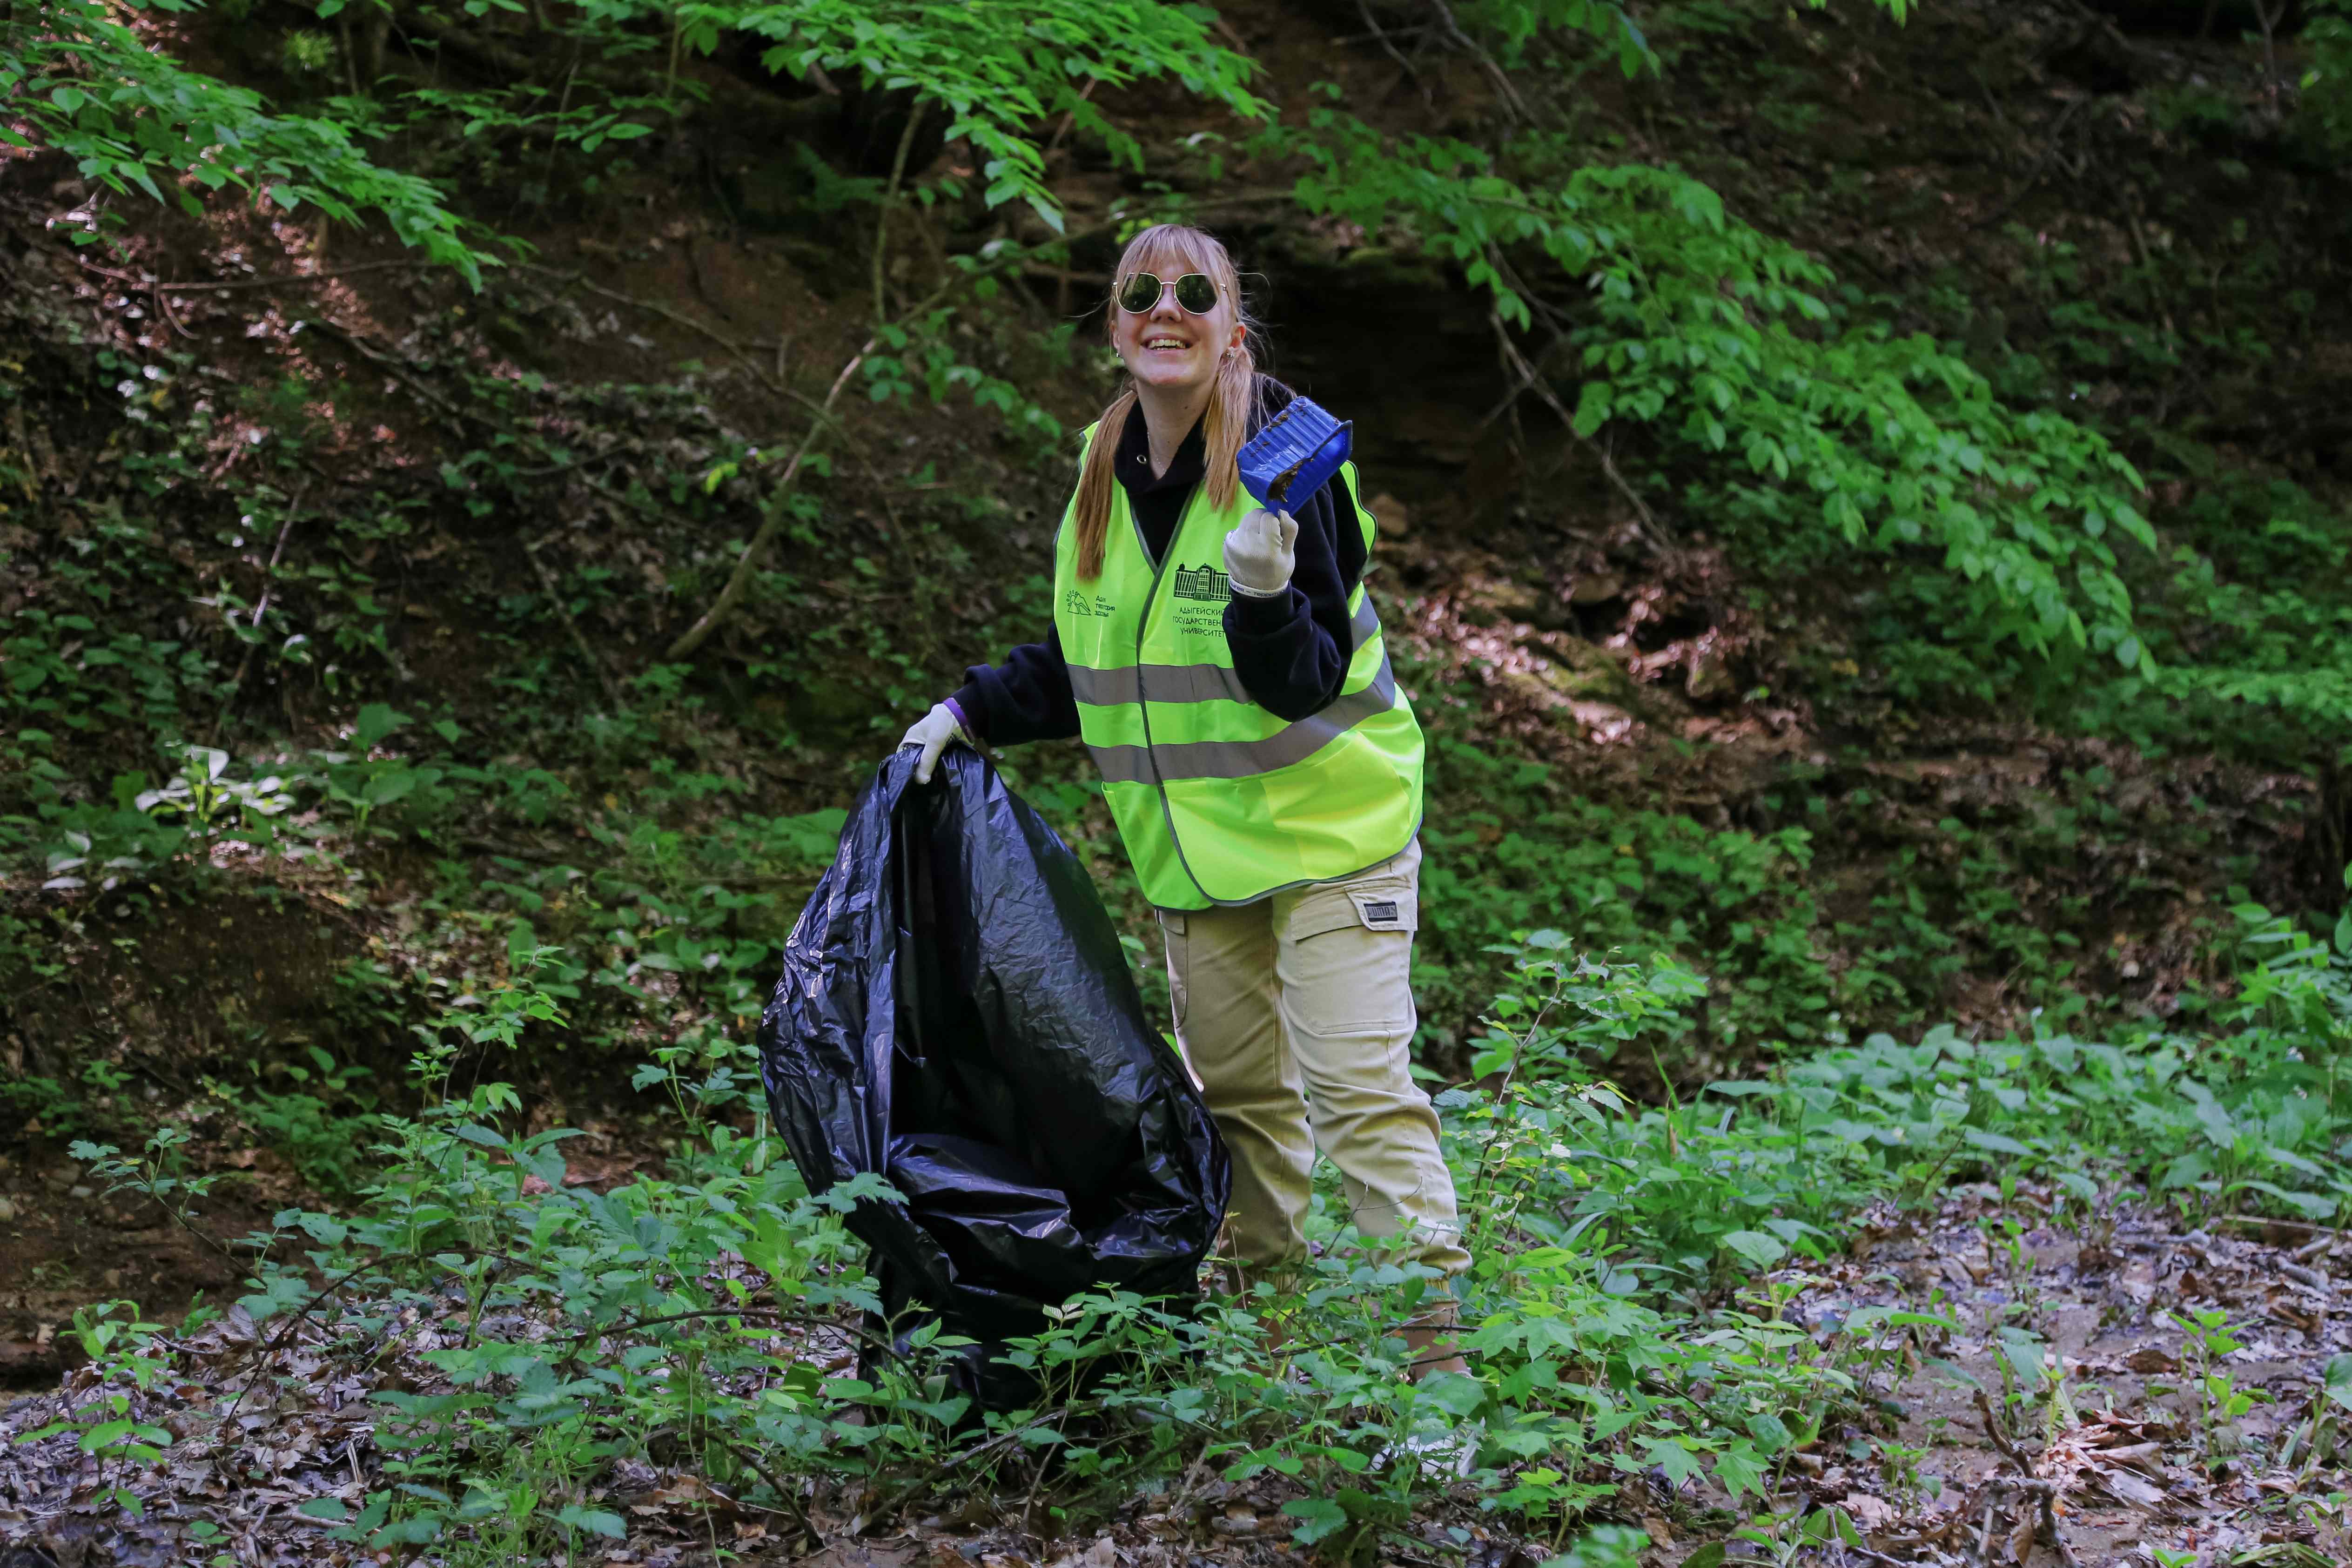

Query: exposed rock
1687;647;1737;702
1567;572;1624;606
1390;401;1483;467
1525;636;1647;710
0;1340;55;1389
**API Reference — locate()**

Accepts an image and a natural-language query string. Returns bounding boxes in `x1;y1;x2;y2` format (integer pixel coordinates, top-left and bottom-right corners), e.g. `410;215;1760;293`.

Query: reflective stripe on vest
1064;599;1381;713
1082;647;1398;786
1050;424;1425;909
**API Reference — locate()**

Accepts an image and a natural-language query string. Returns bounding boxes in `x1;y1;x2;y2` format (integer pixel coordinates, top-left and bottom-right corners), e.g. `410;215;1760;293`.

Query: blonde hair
1069;224;1261;580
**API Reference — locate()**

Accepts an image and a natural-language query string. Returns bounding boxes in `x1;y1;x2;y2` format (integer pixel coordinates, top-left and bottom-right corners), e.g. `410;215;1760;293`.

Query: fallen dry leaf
1841;1492;1900;1532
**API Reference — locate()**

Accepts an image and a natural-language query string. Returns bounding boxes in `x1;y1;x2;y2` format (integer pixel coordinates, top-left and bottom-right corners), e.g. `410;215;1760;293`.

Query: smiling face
1109;235;1245;398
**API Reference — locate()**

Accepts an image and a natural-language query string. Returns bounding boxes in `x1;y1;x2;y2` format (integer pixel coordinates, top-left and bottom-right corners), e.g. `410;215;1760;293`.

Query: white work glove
899;700;973;784
1222;507;1298;599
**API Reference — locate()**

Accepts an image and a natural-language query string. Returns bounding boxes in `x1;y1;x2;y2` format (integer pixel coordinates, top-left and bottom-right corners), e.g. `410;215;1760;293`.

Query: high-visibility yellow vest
1051;426;1425;909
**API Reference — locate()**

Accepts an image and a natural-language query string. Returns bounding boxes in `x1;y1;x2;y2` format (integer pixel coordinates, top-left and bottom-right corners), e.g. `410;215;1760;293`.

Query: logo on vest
1172;564;1231;604
1063;589;1116;618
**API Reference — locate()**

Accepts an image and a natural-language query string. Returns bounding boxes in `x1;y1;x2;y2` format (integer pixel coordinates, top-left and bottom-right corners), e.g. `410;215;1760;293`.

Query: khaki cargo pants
1156;839;1470;1282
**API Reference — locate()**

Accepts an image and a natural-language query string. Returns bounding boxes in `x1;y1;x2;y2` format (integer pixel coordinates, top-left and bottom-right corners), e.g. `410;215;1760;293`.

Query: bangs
1117;226;1232;289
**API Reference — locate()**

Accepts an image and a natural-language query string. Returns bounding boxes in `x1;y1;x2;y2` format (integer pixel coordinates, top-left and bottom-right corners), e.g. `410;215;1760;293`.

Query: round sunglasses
1116;270;1221;315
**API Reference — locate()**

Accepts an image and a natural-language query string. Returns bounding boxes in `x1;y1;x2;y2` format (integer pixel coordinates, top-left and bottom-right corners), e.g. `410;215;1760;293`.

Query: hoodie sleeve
950;626;1081;746
1220;465;1371;722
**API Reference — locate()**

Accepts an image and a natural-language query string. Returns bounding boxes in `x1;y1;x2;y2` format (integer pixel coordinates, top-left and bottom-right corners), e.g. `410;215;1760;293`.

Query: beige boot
1398;1299;1469;1381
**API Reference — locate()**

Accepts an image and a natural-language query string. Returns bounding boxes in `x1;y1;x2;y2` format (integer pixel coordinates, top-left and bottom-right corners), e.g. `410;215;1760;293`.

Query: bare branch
1422;0;1527;121
663;341;875;662
1355;0;1434;109
874;102;929;325
1484;303;1674;553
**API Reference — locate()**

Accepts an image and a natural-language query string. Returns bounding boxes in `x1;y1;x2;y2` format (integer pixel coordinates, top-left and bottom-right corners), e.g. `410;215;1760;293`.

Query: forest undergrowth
4;0;2352;1562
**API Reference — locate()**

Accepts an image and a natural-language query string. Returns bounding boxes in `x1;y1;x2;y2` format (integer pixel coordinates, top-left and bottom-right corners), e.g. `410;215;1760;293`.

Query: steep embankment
1;0;2346;1346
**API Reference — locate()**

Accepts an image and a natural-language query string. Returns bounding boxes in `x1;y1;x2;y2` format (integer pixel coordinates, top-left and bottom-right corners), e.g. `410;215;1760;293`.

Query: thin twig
73;257;149;290
1354;0;1433;107
701;1433;821;1544
152;279;196;339
522;532;623;707
1976;96;2088;230
1019;1398;1075;1536
2213;1213;2345;1238
2039;1485;2082;1568
1423;0;1527;121
855;1420;1037;1529
2119;198;2176;338
210;482;309;743
663;340;873;660
1974;1387;2035;1473
873;102;928;325
1485;306;1674;553
160;260;447;293
1974;1389;2079;1567
552;1305;902;1362
1041;79;1101;163
300;317;474;433
228;1244;442;1421
513;263;791;404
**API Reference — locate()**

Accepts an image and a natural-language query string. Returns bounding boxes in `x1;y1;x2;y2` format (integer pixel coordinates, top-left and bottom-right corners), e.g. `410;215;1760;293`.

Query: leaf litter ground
2;1189;2343;1567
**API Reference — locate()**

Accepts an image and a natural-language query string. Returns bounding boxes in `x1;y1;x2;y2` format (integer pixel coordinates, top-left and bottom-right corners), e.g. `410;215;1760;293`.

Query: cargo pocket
1285;877;1418;942
1282;878;1418;1030
1345;886;1416;935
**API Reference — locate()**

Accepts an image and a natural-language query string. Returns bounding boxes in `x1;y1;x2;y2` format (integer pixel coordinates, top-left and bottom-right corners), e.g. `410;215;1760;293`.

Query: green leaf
80;1419;135;1453
2323;1353;2352;1410
1416;1368;1488;1417
298;1498;351;1521
1720;1229;1787;1269
1711;1443;1767;1499
354;703;410;747
1999;1331;2048;1388
2231;1179;2334;1220
556;1505;626;1538
1572;379;1614;438
1642;1436;1704;1489
1963;1128;2031;1157
1281;1498;1348;1546
295;1214;348;1245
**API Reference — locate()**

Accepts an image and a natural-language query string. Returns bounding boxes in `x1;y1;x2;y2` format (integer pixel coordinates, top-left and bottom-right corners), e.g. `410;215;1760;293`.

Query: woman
898;224;1467;1369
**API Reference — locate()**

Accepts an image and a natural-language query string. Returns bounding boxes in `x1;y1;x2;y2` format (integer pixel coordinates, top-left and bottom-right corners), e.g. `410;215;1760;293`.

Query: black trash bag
757;747;1230;1409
